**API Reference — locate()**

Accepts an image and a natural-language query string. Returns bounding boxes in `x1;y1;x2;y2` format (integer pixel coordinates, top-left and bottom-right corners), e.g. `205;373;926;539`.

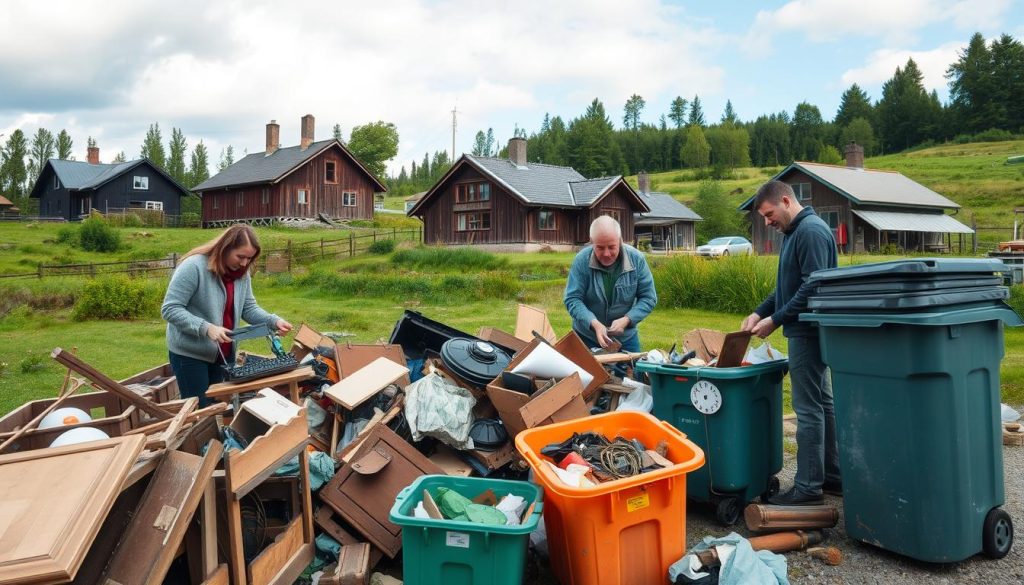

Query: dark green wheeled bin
636;359;788;525
803;303;1022;562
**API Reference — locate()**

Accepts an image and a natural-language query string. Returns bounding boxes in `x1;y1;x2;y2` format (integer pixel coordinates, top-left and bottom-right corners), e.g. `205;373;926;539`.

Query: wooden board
200;564;230;585
50;348;174;421
717;331;753;368
319;425;444;558
101;440;223;585
0;435;146;585
225;411;308;496
325;358;409;410
313;508;384;571
205;366;315;403
515;304;556;343
335;344;407;379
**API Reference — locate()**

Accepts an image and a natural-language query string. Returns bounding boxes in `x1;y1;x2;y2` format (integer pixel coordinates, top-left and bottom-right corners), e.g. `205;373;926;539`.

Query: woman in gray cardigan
161;224;292;405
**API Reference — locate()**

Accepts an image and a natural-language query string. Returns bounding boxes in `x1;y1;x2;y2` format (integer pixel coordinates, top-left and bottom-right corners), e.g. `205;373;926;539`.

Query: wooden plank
200;564;230;585
312;508;384;570
0;436;145;585
50;348;174;420
145;397;197;451
325;358;409;410
247;515;304;585
126;402;226;438
101;440;223;585
224;411;308;495
205;366;315;403
335;343;406;379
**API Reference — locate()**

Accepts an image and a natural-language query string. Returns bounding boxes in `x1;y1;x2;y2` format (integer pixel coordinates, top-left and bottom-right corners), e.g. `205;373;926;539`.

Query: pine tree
791;102;825;161
877;58;937;152
333;123;344;141
29;128;55;183
687;95;706;127
485;128;495;156
87;136;97;149
472;131;489;156
834;84;875;129
167;127;188;186
112;151;127;163
668;96;688;129
989;34;1024;133
56;130;74;160
721;100;738;124
1;129;30;198
140;123;166;168
218;145;235;171
188;141;210;188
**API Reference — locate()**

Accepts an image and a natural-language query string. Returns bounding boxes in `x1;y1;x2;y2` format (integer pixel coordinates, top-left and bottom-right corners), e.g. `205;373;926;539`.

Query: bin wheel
716;497;741;526
760;476;780;503
983;508;1013;559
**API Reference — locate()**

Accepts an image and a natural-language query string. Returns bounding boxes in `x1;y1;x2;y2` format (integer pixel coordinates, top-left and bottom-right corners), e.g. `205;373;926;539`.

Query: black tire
722;250;730;257
760;476;781;503
716;497;741;526
983;508;1013;559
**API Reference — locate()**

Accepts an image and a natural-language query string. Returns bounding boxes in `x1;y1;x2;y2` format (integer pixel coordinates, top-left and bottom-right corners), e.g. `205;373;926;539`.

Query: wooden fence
0;228;422;281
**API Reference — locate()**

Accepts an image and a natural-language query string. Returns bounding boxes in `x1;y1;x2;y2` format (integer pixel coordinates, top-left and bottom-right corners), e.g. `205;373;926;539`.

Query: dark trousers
788;336;841;495
168;351;226;408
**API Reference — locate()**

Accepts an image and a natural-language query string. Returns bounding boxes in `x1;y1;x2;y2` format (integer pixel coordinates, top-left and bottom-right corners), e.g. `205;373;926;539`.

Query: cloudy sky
1;0;1021;176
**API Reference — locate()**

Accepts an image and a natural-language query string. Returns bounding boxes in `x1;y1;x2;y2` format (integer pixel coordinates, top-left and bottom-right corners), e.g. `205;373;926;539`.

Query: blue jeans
788;336;841;495
168;351;226;408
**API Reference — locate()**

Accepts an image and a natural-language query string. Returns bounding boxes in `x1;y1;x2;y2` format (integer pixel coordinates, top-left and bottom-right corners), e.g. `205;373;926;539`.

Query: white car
697;236;753;257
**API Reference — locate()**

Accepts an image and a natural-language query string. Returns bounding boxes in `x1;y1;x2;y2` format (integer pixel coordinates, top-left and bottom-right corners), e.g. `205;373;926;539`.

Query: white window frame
343;191;357;207
297;189;308;205
53;175;60;189
133;176;149;190
792;182;811;201
145;201;163;210
456;212;491;231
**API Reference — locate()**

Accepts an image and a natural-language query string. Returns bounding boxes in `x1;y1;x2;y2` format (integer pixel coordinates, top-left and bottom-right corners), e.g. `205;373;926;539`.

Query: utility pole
451;107;458;162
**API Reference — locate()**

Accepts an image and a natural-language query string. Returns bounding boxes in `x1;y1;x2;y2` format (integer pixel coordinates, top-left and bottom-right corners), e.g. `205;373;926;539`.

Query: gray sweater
161;254;280;362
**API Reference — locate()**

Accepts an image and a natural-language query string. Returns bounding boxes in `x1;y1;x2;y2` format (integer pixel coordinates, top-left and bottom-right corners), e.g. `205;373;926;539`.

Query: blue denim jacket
564;244;657;348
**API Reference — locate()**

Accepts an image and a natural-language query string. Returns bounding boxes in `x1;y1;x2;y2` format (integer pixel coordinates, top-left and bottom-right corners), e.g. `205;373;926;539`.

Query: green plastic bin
389;475;542;585
636;359;788;525
802;303;1023;562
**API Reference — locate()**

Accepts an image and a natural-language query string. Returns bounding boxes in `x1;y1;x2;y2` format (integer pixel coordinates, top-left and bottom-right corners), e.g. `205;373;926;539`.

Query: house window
53;175;60;189
79;197;91;215
343;192;357;207
145;201;163;210
820;209;840;238
792;182;811;201
297;189;308;205
213;196;219;210
604;209;622;223
237;192;244;207
455;182;491;203
325;161;337;183
261;188;270;204
538;210;556;230
456;212;491;231
133;176;149;190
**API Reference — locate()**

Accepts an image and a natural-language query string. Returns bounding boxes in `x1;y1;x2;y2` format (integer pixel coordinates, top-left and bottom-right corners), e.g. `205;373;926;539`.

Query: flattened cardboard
683;328;753;368
487;372;588;438
497;331;608;400
428;444;473;477
477;327;528;353
515;304;557;344
335;344;406;379
319;425;443;558
325;358;410;411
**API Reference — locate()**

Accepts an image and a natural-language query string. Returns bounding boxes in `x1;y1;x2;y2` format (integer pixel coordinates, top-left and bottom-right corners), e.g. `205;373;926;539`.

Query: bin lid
813;275;1003;296
808;258;1009;284
800;301;1024;328
808;286;1009;311
440;338;511;387
635;359;789;380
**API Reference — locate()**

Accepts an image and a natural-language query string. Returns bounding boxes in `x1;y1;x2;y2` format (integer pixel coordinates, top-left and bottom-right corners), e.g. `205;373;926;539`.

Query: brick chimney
300;114;315;150
266;120;280;156
87;146;100;165
637;171;650;194
844;141;864;169
508;137;527;166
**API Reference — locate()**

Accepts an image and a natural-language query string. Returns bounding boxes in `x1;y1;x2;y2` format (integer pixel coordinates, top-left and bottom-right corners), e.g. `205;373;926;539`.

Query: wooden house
193;115;387;227
739;143;973;254
408;138;650;248
29;147;190;221
633;172;702;251
0;195;19;217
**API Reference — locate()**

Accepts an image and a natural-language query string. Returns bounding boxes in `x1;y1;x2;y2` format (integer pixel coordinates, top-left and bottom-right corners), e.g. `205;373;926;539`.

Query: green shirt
601;256;623;303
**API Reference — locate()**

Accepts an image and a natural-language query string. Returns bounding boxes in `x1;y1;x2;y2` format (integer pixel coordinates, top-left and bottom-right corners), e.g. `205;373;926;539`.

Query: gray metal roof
852;209;974;234
635;191;702;222
193;140;336;191
740;162;960;210
49;159;141;190
467;156;586;206
570;177;619;206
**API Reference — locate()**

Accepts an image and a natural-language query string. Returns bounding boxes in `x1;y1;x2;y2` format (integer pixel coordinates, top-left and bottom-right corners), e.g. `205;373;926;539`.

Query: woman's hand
206;324;232;343
275;319;293;335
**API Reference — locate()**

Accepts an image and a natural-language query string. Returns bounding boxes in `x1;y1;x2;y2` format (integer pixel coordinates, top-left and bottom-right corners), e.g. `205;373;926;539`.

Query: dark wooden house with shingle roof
408;138;650;248
193;115;387;227
739;143;973;254
633;172;702;251
29;146;190;221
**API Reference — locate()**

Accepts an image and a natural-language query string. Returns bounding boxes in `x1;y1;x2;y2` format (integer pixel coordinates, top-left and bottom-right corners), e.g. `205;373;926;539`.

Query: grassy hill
635;140;1024;249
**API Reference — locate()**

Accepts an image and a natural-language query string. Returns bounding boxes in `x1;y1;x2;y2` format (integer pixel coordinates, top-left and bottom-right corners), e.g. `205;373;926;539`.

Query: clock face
690;380;722;414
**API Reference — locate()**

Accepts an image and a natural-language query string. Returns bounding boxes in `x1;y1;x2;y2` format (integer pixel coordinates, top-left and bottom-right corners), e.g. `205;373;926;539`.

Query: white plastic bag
1002;403;1021;423
616;376;653;413
744;342;786;365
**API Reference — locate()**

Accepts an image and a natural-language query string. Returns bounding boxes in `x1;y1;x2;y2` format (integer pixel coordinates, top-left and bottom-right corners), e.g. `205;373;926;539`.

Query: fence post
90;263;95;278
37;265;42;279
393;227;396;241
287;239;292;273
320;238;324;259
349;232;354;257
373;230;377;243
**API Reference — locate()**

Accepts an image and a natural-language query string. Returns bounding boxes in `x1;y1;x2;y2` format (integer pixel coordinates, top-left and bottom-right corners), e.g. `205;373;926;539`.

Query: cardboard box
515;304;557;344
477;326;528;353
500;331;609;399
682;328;753;368
487;372;588;439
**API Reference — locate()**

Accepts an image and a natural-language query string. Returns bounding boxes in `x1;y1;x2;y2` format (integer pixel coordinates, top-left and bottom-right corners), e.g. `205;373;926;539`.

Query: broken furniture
119;362;180;403
206;365;316;405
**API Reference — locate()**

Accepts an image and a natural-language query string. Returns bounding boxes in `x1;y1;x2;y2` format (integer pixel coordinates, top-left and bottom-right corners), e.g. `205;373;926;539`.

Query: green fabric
435;487;507;525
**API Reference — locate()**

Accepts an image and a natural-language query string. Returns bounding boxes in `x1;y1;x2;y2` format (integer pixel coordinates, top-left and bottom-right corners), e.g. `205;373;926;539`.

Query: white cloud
0;0;726;175
840;41;965;94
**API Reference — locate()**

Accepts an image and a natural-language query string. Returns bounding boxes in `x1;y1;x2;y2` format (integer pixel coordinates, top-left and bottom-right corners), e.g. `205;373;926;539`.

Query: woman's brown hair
182;224;262;275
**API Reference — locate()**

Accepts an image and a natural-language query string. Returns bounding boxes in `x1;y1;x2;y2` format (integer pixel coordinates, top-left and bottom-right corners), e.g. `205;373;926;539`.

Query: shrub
655;255;776;314
20;353;46;374
881;243;900;255
56;226;78;246
1008;285;1024;317
72;275;160;320
79;216;121;252
391;246;508;271
368;239;396;254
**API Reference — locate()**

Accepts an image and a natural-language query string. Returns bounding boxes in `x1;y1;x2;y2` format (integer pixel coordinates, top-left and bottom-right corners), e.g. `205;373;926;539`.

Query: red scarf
219;267;247;361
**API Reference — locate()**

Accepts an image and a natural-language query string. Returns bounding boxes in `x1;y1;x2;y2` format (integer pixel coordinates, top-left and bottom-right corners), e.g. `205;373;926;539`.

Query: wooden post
392;227;396;241
349;232;354;257
287;239;292;273
320;238;324;259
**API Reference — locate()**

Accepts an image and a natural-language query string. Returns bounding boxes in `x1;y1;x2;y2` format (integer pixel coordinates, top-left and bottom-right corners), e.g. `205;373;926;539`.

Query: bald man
564;215;657;352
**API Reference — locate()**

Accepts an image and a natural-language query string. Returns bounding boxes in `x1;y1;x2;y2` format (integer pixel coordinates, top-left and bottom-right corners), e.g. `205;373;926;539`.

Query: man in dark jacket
742;180;841;505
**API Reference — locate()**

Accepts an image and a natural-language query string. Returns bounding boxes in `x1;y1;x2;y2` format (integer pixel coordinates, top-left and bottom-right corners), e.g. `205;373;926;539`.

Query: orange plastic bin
515;410;705;585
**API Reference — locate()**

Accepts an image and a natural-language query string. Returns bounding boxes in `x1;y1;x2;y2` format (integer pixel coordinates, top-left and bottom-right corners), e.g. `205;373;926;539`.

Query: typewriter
221;323;300;383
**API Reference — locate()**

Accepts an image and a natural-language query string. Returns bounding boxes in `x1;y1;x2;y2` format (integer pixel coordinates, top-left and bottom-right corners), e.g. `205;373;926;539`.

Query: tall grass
656;255;776;314
293;268;520;302
391;246;508;271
